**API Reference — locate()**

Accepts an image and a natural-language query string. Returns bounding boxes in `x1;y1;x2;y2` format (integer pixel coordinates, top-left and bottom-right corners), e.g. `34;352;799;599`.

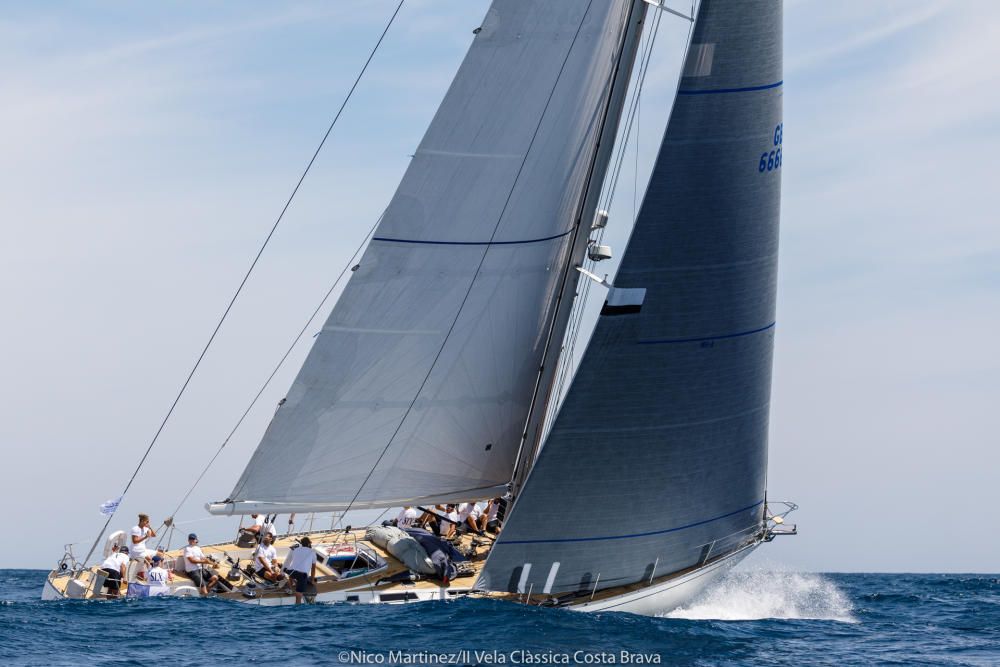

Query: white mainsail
210;0;640;515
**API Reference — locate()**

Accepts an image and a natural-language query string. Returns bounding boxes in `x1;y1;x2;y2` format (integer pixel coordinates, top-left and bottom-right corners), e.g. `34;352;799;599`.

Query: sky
1;0;997;572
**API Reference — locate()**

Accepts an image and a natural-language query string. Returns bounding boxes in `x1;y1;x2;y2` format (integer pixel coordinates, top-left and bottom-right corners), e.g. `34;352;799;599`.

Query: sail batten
478;0;784;595
214;0;639;514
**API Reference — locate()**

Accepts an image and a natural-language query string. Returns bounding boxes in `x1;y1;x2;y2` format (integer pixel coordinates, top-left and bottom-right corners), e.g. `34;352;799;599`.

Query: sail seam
677;80;782;95
498;500;763;545
372;230;572;246
637;321;775;345
328;0;602;515
553;403;768;435
619;253;777;273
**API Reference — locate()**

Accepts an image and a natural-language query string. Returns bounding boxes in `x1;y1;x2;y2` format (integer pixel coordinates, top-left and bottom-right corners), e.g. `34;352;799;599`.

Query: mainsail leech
478;0;784;596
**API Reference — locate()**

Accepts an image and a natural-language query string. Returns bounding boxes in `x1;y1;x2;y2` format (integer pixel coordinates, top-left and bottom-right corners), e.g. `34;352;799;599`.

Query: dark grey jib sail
478;0;783;596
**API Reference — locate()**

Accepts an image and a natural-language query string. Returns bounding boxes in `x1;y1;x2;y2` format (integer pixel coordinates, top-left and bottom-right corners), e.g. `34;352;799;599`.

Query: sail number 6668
758;123;783;173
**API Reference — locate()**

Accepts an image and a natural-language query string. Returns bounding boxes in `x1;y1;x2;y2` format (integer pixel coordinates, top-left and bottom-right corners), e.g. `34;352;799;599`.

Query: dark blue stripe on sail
678;80;783;95
372;230;572;246
499;500;764;545
638;322;775;345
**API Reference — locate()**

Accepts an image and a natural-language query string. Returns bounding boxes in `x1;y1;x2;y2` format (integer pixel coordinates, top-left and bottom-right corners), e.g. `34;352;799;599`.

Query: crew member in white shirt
284;536;318;605
485;497;504;534
418;505;445;531
438;504;460;540
395;506;419;529
253;533;283;583
99;544;130;599
182;533;220;596
129;513;158;565
457;502;484;535
146;554;172;596
246;514;276;538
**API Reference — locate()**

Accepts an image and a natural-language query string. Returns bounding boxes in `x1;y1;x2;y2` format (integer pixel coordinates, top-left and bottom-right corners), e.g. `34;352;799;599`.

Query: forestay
211;0;637;515
478;0;784;596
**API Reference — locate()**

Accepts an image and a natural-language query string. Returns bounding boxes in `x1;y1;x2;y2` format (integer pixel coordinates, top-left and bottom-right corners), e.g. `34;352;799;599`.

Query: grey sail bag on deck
366;526;436;575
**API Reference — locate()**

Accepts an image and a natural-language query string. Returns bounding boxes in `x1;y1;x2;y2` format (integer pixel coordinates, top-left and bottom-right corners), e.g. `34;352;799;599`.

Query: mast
479;0;784;596
509;0;649;498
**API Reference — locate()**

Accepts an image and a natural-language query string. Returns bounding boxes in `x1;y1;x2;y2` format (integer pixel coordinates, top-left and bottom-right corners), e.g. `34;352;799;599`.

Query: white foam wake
661;570;856;622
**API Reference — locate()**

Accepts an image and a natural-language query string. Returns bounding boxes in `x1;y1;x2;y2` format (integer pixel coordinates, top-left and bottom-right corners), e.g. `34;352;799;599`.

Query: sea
1;570;997;666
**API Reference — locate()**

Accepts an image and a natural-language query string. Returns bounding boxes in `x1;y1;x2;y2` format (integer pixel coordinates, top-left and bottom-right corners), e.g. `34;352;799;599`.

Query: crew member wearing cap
99;544;129;599
284;536;317;605
146;554;172;596
182;533;220;596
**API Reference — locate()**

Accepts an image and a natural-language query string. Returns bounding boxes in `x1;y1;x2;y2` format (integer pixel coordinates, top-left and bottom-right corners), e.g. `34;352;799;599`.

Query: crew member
485;498;504;534
147;554;172;596
284;536;317;605
253;533;283;583
182;533;220;596
395;506;419;529
129;513;158;566
418;505;445;533
100;544;129;599
457;502;484;535
438;504;459;540
245;513;267;536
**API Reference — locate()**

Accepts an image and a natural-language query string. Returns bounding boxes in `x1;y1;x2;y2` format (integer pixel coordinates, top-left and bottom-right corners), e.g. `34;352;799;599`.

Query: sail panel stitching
372;230;572;246
333;0;602;516
637;321;775;345
677;80;782;95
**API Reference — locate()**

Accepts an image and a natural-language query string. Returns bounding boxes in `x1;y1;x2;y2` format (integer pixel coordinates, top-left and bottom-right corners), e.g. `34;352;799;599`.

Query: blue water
2;570;997;666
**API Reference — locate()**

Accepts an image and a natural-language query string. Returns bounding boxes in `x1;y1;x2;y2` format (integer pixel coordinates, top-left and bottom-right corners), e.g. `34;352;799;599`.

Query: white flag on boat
99;495;123;516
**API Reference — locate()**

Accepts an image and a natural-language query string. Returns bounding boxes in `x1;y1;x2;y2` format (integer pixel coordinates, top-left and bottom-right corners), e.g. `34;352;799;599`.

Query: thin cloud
787;1;946;74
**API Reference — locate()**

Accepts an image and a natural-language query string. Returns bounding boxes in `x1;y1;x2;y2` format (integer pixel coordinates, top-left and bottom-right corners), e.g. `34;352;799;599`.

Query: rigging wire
155;212;383;548
80;0;406;566
634;68;641;226
508;0;652;492
333;506;392;533
333;0;601;522
603;2;700;269
541;6;665;437
542;1;699;436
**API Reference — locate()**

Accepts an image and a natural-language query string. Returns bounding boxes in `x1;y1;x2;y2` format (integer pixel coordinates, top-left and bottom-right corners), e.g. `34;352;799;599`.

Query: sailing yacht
43;0;796;613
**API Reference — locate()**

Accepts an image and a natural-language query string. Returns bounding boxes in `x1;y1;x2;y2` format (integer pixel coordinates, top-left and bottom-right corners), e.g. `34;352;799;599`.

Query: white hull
569;542;756;615
241;542;756;613
43;529;760;616
41;574;65;601
238;584;474;607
